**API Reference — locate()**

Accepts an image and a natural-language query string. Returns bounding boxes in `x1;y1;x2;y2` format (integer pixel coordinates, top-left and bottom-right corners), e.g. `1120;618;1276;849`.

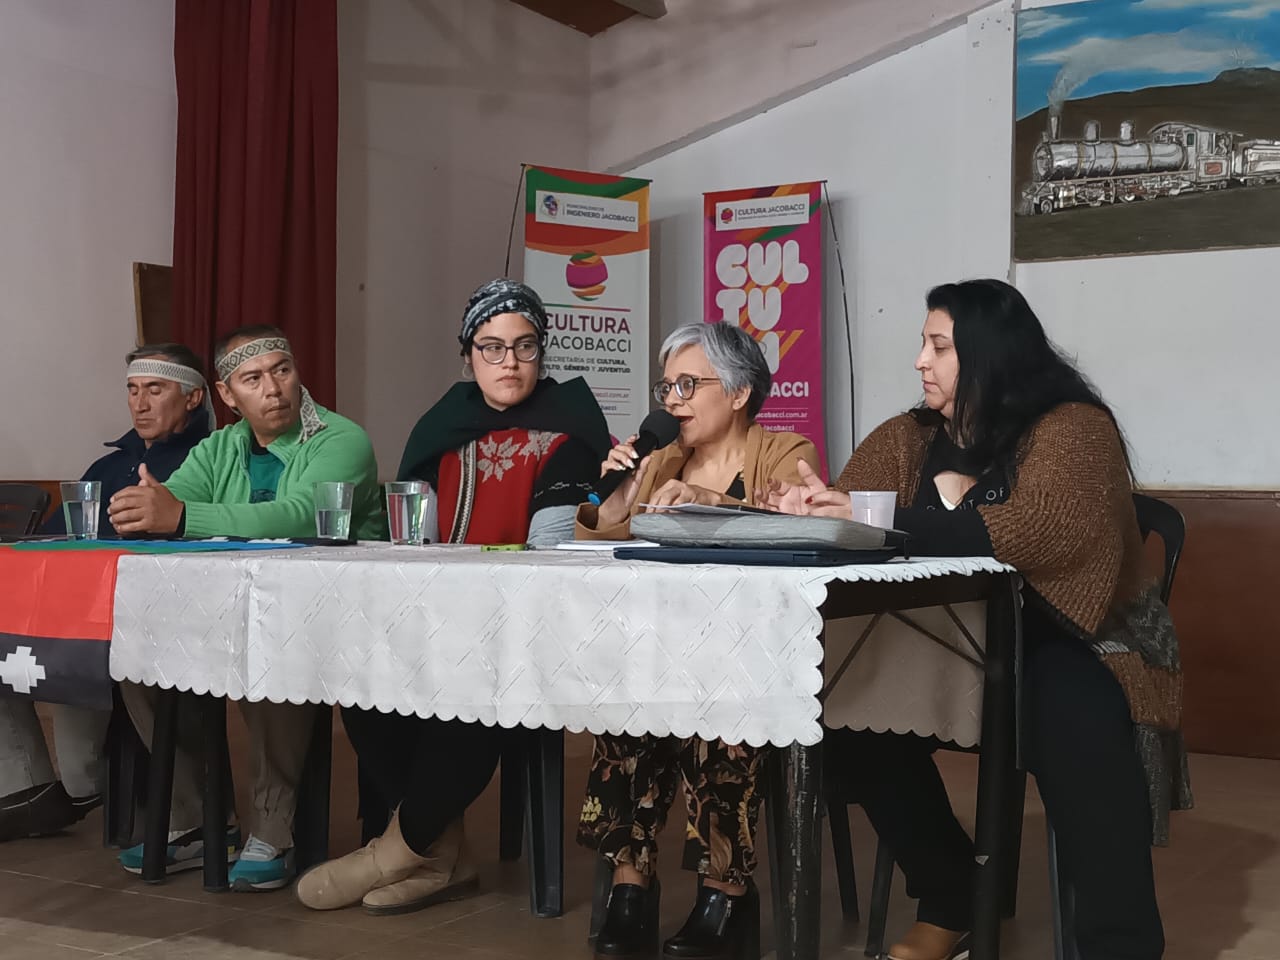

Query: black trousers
341;708;504;857
828;628;1165;959
825;728;976;931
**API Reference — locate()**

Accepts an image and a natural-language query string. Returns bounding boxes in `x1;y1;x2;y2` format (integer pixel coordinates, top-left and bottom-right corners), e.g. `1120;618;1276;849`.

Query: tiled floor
1;717;1276;959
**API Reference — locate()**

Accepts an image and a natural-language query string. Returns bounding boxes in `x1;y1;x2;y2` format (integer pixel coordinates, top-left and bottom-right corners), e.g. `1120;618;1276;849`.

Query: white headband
127;358;206;391
127;358;214;431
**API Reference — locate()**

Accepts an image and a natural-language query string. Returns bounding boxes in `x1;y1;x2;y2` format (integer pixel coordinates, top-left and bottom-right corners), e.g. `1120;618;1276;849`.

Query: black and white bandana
458;279;548;349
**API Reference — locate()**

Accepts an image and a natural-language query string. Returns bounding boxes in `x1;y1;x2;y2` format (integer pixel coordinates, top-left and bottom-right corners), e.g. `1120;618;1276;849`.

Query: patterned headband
214;336;328;443
216;336;292;382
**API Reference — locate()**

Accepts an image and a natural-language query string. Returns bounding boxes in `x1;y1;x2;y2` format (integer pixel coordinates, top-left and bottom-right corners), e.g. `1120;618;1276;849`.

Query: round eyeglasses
652;375;721;405
475;340;541;365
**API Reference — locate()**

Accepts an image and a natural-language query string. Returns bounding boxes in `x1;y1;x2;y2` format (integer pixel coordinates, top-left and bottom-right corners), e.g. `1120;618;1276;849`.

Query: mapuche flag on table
0;545;123;709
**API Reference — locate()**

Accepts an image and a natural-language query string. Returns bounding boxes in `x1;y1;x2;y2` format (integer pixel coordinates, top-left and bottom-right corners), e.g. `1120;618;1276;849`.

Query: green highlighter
481;544;528;551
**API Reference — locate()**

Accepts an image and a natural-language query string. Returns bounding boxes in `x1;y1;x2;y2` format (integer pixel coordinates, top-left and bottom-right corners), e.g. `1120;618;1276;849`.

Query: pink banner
703;182;826;475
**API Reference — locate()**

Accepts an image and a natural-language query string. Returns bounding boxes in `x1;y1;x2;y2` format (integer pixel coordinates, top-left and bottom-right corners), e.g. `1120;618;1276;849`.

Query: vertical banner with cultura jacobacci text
703;182;826;474
524;166;650;441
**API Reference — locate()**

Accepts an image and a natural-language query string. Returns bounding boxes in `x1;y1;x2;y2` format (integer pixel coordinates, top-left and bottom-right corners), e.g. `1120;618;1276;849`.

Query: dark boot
596;877;661;958
0;782;77;842
663;881;760;960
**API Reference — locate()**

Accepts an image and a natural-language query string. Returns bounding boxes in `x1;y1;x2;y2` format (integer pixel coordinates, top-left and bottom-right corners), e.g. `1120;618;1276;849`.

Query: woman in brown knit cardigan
768;279;1190;960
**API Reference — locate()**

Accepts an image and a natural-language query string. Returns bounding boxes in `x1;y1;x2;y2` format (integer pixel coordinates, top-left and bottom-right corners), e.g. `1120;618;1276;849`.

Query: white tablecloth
108;544;1010;747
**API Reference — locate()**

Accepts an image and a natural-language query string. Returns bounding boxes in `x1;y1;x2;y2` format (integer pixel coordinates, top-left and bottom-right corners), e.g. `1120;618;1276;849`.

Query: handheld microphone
588;409;681;506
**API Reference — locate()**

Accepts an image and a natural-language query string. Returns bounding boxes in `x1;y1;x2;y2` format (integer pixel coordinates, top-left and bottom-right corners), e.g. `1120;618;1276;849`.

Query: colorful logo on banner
524;166;651;440
703;183;826;473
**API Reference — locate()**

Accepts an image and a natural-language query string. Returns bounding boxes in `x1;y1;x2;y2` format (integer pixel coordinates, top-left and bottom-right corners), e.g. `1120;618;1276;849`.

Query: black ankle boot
662;881;760;960
595;877;660;958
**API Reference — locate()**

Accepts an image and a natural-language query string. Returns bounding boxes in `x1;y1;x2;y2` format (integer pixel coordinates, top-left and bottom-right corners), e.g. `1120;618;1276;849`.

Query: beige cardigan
575;423;820;541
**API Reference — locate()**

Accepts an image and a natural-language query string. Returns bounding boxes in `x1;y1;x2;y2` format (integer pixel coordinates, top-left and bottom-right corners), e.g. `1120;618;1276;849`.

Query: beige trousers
120;682;315;851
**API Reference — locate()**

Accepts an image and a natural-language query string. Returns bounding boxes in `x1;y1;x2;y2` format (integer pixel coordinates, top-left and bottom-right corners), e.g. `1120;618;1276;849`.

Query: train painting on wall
1015;0;1280;261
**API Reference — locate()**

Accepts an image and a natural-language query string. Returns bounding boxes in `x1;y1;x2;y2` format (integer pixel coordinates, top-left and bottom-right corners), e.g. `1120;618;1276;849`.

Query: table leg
202;696;229;892
295;705;333;871
767;740;824;960
524;727;564;918
972;577;1019;960
141;688;178;884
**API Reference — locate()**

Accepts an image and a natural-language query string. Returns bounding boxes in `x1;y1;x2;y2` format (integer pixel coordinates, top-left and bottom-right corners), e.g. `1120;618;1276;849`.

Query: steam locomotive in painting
1018;115;1280;215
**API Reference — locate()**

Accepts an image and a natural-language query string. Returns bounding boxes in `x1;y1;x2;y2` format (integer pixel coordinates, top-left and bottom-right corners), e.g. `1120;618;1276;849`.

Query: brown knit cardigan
838;403;1174;723
837;403;1193;841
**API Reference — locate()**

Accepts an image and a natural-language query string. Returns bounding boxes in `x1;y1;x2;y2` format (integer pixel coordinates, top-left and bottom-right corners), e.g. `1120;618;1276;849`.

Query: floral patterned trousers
576;732;766;886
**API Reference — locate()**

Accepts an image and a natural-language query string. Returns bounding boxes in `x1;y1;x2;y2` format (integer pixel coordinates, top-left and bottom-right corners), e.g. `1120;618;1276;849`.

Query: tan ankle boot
295;809;426;911
887;923;971;960
361;818;479;915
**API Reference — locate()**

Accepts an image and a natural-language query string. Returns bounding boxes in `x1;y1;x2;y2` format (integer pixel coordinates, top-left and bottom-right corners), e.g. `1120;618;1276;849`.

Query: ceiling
508;0;661;37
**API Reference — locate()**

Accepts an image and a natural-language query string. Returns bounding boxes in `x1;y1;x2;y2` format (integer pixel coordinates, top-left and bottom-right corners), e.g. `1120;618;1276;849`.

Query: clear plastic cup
60;481;101;540
386;481;436;545
849;491;897;529
313;481;354;540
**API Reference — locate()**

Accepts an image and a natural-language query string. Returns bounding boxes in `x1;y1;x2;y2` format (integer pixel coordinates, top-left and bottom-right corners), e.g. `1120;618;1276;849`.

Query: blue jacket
43;414;211;537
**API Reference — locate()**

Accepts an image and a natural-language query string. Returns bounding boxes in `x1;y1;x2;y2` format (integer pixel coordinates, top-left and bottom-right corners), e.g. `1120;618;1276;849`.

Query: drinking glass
60;481;101;541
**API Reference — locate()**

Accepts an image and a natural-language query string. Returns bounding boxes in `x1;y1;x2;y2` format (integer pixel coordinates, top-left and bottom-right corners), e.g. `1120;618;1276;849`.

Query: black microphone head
587;409;682;506
639;408;681;448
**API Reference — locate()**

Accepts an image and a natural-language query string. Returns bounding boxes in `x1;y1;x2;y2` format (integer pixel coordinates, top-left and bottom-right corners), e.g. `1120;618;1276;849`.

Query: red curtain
171;0;338;417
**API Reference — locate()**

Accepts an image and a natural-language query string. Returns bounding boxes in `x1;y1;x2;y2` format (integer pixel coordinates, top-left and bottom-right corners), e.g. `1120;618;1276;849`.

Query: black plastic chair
102;686;152;848
1132;493;1185;604
0;483;51;537
829;492;1186;959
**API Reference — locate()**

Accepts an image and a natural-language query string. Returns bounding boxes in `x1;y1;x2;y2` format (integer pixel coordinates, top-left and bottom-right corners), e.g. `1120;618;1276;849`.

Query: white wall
587;0;994;172
1014;253;1272;487
628;4;1015;475
0;0;177;480
337;0;591;475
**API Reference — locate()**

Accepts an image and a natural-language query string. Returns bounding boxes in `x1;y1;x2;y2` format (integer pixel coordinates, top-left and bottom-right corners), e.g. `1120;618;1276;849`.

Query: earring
461;361;475;382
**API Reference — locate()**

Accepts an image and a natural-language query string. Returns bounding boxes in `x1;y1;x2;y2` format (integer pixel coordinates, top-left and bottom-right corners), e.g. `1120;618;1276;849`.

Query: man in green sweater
109;325;384;892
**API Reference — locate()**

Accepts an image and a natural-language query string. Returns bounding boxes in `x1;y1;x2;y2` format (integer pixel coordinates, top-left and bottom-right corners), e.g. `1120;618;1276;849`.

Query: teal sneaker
228;835;296;891
118;825;241;875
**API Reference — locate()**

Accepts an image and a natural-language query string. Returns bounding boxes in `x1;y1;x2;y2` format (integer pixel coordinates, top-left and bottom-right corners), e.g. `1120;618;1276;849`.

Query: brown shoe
295;809;426;911
886;923;971;960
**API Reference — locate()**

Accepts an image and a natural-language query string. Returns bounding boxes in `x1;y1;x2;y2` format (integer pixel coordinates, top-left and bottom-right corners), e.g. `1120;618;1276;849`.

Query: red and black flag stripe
0;546;124;709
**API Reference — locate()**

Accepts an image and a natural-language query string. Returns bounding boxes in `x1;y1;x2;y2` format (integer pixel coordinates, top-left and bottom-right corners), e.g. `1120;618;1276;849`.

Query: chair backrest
0;483;52;537
1132;492;1185;605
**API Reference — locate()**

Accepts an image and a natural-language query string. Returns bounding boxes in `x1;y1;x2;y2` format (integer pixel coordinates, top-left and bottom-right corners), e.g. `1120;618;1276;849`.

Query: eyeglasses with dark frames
474;339;541;365
652;375;721;404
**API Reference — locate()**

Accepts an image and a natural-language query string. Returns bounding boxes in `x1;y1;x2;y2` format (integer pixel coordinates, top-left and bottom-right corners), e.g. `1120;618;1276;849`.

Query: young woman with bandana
296;279;611;916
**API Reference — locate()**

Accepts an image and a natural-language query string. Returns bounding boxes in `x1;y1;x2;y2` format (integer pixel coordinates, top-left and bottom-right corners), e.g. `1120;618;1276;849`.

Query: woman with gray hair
576;321;822;960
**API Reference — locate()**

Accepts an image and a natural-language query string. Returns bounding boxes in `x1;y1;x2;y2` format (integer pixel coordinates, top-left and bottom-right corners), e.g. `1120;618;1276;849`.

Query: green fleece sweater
164;405;386;540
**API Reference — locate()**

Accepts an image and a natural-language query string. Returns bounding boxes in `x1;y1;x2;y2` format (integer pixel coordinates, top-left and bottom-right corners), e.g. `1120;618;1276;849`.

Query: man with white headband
112;324;383;893
1;344;211;844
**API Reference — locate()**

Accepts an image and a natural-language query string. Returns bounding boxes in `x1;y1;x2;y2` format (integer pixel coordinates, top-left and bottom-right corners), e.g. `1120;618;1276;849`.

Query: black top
725;472;746;501
42;414;211;538
891;427;1002;557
